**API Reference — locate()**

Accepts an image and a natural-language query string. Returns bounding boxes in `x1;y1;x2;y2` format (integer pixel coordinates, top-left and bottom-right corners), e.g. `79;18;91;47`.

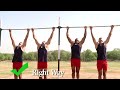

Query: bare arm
66;26;74;45
9;29;16;49
21;29;30;48
79;26;87;46
31;28;40;47
90;26;98;48
104;25;114;44
45;27;55;45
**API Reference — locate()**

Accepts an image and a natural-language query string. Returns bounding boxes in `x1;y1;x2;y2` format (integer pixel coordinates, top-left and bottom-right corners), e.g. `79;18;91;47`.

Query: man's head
75;38;79;44
98;37;103;44
41;41;46;47
18;42;22;47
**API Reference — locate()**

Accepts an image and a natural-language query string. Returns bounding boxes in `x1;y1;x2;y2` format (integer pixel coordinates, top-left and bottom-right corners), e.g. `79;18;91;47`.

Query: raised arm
45;27;55;45
31;28;40;47
90;26;98;48
9;29;16;49
104;25;114;44
22;29;30;48
79;26;87;46
66;26;74;45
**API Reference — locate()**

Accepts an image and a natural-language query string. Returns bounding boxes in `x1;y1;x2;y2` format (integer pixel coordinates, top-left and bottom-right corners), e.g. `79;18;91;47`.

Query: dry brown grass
0;60;120;79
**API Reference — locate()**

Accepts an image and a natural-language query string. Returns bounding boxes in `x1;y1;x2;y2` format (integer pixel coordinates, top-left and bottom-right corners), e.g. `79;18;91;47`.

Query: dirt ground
1;69;120;79
0;61;120;79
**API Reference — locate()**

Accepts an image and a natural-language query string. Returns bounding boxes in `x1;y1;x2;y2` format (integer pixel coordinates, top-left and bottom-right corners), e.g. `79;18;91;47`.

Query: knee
98;71;102;76
98;74;102;77
76;67;80;73
72;70;75;74
76;70;79;74
103;71;106;76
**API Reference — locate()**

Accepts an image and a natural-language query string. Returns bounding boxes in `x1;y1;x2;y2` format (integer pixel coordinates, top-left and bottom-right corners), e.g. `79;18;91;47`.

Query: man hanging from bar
32;27;55;79
90;25;114;79
9;29;30;79
66;26;87;79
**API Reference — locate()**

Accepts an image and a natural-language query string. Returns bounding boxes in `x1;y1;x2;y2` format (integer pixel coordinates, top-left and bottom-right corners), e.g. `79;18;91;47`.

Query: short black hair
19;42;22;45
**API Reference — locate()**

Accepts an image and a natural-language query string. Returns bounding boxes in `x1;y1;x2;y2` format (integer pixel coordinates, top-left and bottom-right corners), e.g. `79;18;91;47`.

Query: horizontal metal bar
62;25;120;28
1;25;120;30
92;25;120;27
34;27;58;29
2;29;28;30
62;26;84;28
1;27;58;30
92;26;111;27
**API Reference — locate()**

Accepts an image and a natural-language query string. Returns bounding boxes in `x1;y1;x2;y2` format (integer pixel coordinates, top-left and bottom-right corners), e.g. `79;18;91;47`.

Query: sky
0;11;120;54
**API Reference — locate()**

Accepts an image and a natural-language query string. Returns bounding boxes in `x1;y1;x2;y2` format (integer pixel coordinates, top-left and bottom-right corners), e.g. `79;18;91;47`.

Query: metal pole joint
57;26;62;29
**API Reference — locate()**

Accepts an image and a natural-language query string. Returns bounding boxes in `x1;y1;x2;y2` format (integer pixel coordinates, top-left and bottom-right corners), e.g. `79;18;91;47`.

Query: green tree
81;49;96;62
48;51;54;61
60;50;70;61
50;50;58;61
0;53;5;60
107;48;120;61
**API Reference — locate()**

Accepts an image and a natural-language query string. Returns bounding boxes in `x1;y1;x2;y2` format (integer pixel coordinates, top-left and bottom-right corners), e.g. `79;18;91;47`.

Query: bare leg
39;69;42;79
44;69;47;79
71;66;75;79
14;74;18;79
76;67;80;79
98;70;102;79
103;70;107;79
19;74;22;79
103;61;107;79
13;63;18;79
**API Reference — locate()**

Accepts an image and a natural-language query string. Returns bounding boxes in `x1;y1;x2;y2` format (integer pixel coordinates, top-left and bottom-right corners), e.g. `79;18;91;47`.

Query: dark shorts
37;62;47;69
97;60;107;71
13;62;23;70
71;58;81;67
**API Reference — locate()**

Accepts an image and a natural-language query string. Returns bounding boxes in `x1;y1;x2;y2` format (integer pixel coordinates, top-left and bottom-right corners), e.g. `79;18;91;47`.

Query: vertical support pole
58;26;60;72
0;19;2;46
58;17;61;72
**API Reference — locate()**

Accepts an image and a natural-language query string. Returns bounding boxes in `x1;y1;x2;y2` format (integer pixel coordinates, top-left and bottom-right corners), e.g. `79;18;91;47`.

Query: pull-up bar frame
0;24;120;30
1;19;120;78
1;24;120;30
